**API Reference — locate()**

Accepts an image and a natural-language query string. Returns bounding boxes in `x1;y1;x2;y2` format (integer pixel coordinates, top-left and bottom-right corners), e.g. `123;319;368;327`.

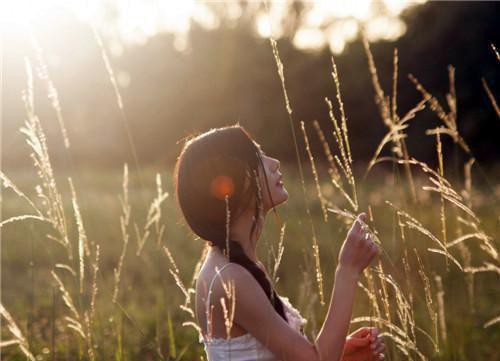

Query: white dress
200;263;307;361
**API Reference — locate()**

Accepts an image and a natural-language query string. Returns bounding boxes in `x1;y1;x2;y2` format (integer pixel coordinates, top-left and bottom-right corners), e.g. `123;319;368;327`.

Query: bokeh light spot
210;175;235;200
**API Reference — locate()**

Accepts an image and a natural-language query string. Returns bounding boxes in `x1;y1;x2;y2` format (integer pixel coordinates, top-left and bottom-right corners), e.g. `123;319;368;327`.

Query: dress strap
205;263;234;335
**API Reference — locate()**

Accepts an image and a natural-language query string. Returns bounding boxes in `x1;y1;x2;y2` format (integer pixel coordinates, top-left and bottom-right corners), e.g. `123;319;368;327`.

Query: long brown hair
174;125;286;320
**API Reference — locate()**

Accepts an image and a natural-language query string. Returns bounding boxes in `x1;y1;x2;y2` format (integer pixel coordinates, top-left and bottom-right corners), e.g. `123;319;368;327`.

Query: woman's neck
229;209;267;263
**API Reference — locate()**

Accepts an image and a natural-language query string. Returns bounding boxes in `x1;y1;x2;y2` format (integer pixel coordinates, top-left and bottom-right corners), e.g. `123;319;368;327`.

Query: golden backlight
1;0;427;54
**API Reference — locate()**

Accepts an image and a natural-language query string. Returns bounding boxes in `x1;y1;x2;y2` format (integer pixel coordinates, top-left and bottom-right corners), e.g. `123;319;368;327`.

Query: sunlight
0;0;53;25
293;0;428;53
1;0;428;54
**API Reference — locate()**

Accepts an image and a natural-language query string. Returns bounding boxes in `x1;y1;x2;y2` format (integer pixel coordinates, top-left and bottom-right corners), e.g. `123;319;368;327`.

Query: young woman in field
174;125;385;361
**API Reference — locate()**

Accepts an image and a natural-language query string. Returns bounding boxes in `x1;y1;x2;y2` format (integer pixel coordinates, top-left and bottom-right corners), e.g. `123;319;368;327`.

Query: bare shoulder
197;248;256;293
195;253;262;337
202;261;257;296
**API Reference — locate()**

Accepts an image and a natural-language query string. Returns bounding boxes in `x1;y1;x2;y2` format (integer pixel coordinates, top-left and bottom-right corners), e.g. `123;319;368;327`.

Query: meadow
1;30;499;361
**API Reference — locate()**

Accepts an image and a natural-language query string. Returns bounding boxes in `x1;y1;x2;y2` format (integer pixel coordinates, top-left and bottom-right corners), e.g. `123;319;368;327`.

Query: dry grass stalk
301;121;329;222
492;43;500;61
311;236;325;306
269;37;292;116
359;269;382;323
28;28;70;148
395;158;497;262
377;271;418;346
434;133;449;265
19;58;72;258
395;157;477;219
325;96;350;181
135;173;168;255
401;252;414;308
325;98;357;211
0;304;36;360
0;172;44;223
163;246;198;333
362;37;391;126
220;280;236;339
89;244;100;331
457;243;474;312
484;315;500;328
191;244;210;287
365;99;426;174
84;313;95;361
415;250;439;352
271;223;286;286
224;195;231;258
330;57;353;165
92;24;123;110
312;120;341;183
457;221;497;261
92;23;144;182
391;48;399;120
68;177;90;294
268;36;325;305
481;78;500;118
113;164;131;304
434;275;447;345
362;39;420;202
386;201;463;270
0;214;48;228
410;70;471;154
375;261;392;325
463;158;474;209
298;263;319;338
463;262;500;275
55;263;77;277
51;271;85;338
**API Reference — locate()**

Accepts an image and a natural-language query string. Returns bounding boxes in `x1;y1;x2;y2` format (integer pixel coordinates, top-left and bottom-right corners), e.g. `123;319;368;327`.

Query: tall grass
1;26;498;361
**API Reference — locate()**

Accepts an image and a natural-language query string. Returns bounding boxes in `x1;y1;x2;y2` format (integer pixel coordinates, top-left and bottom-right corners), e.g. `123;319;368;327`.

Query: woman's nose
273;158;280;171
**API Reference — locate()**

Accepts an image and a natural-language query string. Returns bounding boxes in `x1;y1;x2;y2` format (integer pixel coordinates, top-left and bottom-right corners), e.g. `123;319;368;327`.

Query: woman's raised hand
338;213;378;277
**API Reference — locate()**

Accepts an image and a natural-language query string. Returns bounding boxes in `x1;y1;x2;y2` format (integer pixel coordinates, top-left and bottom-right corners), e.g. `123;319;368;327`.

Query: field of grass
1;161;499;360
1;29;499;361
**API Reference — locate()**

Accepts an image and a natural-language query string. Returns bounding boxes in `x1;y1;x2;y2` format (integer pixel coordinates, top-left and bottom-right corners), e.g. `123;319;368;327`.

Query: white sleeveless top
200;263;307;361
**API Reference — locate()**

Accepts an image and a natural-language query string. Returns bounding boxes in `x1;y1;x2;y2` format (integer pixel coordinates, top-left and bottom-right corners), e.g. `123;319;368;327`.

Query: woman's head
174;124;288;245
174;124;288;321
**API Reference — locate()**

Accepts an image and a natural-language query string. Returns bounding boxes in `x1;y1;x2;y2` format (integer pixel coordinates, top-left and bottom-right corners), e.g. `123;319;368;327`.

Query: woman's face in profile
257;147;289;211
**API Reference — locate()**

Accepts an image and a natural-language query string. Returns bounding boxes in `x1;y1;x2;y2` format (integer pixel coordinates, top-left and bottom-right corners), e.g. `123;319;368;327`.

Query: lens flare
210;175;235;200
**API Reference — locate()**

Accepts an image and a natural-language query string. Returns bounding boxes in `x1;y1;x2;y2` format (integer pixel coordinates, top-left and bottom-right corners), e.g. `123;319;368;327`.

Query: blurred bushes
3;1;499;170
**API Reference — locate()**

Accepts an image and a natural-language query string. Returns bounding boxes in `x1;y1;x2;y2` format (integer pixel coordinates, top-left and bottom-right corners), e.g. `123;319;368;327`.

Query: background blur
3;0;499;171
1;1;499;360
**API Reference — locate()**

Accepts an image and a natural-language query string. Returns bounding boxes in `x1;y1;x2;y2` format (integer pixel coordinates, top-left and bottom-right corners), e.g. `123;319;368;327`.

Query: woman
174;125;385;361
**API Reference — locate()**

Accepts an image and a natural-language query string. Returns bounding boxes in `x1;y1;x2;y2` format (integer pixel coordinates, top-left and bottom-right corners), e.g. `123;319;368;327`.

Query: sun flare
1;0;427;54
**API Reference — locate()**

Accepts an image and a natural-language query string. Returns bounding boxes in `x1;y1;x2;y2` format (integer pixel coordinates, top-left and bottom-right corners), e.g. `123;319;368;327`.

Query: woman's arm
315;266;361;360
212;213;377;361
315;213;377;360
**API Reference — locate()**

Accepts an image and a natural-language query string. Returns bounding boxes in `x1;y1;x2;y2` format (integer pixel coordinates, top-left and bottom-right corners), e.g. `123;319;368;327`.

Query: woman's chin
274;186;289;206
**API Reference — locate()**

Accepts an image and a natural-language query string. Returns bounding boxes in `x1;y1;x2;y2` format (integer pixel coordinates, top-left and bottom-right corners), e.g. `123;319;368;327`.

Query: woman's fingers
374;343;385;354
346;336;370;348
368;329;385;358
369;328;379;342
350;327;371;338
339;211;378;273
371;335;385;360
350;213;367;235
